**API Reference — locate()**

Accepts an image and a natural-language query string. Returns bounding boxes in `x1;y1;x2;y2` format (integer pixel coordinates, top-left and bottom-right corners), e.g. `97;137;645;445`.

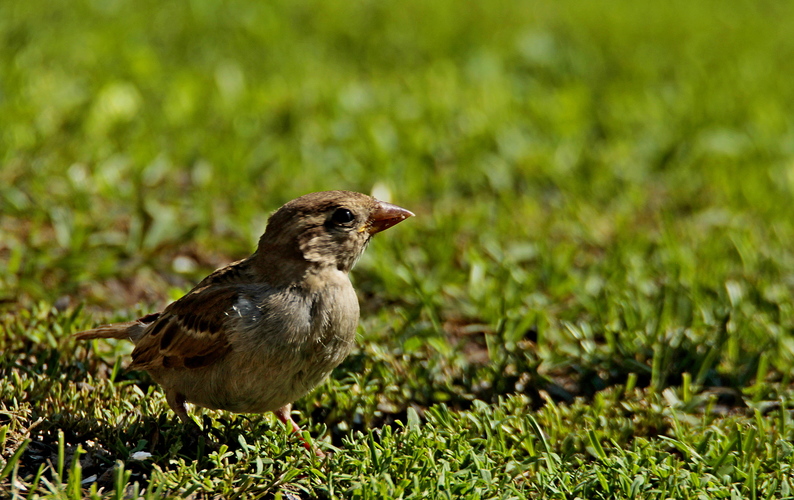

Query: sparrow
76;190;413;450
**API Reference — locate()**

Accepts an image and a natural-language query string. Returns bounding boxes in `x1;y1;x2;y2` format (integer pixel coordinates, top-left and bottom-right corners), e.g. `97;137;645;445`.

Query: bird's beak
366;201;414;234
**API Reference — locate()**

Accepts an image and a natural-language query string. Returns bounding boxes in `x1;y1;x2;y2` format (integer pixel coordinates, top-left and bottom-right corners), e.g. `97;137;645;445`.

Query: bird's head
258;190;413;274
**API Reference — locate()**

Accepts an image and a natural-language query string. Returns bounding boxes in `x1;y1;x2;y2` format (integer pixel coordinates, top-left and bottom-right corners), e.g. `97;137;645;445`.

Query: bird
75;190;413;452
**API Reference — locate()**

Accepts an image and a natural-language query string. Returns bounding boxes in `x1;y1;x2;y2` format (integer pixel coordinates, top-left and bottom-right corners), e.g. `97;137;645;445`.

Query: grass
3;0;794;497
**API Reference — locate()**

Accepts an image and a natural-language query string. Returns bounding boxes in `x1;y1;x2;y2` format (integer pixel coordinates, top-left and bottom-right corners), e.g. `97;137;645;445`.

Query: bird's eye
331;208;355;224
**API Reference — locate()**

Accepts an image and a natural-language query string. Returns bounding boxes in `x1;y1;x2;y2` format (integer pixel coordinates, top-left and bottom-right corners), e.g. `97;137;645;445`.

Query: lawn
3;0;794;498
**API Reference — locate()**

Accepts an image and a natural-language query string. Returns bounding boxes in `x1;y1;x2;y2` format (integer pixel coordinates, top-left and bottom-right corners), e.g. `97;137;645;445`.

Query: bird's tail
74;313;159;343
74;322;138;340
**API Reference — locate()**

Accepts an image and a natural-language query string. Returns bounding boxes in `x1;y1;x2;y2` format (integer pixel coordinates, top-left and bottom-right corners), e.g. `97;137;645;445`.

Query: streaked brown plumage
76;191;413;449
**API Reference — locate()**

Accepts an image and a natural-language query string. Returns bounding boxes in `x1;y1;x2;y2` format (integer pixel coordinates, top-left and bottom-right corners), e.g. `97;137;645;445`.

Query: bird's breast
307;279;359;365
218;278;359;410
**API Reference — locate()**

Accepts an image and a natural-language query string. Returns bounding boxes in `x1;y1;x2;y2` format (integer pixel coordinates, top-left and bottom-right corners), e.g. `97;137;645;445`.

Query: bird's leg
166;390;194;425
166;389;203;437
274;404;301;433
274;404;325;458
165;390;219;453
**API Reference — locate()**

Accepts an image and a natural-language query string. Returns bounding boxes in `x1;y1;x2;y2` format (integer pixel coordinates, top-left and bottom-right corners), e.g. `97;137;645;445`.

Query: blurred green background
4;0;793;306
3;0;794;496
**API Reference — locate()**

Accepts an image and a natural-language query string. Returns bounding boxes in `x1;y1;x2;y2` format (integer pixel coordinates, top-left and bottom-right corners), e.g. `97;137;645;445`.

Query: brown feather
74;312;160;341
74;322;137;340
128;285;238;371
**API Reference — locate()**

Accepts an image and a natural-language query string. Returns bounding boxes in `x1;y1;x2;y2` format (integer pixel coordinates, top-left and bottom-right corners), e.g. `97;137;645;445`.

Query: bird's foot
274;405;326;458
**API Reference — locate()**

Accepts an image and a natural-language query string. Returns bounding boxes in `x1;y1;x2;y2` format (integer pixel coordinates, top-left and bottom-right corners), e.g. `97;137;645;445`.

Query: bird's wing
129;284;241;371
